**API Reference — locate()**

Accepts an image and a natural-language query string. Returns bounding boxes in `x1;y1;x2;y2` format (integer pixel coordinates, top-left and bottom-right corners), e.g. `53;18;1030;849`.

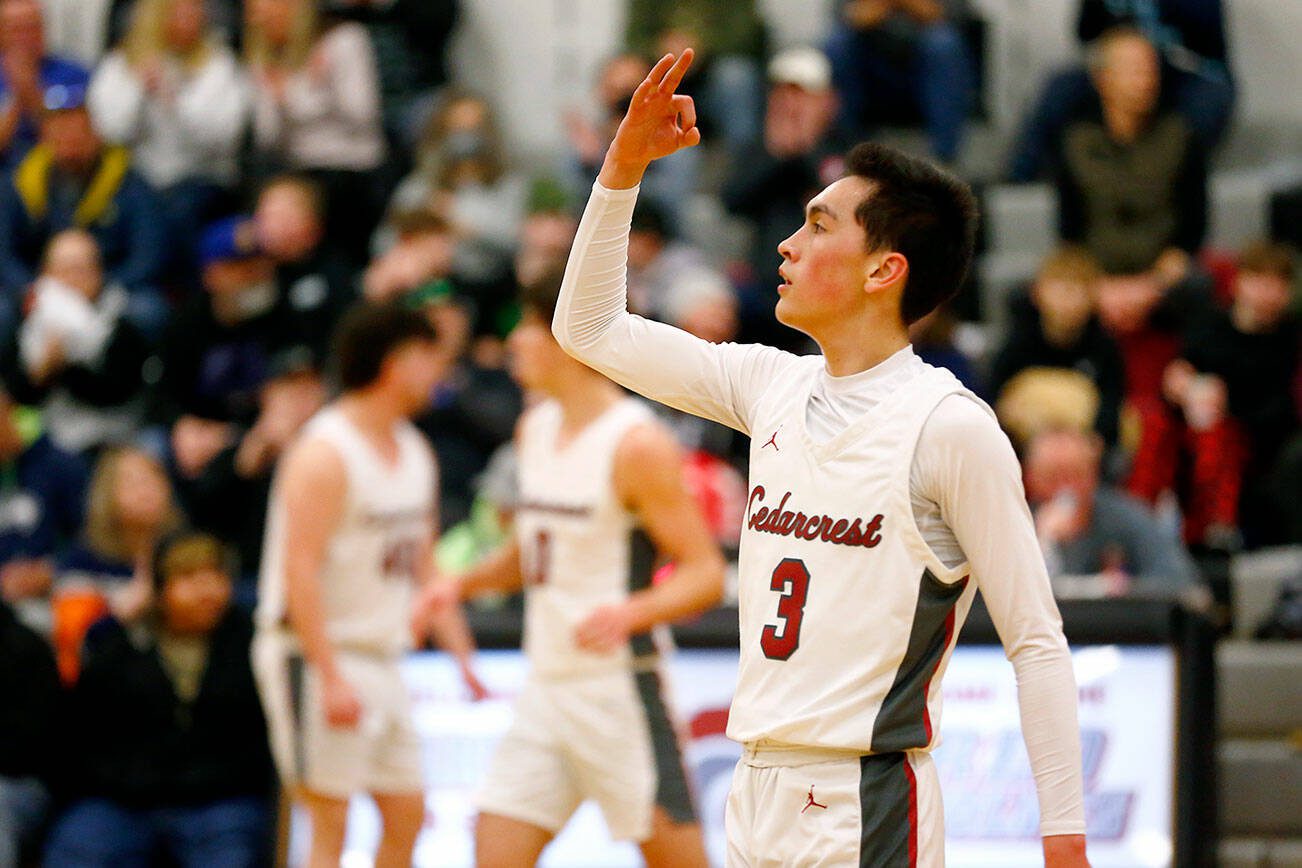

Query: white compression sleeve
915;395;1088;837
553;181;798;436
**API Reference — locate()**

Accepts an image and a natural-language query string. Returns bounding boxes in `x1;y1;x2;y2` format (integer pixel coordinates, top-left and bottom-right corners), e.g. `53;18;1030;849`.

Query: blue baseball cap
198;216;261;268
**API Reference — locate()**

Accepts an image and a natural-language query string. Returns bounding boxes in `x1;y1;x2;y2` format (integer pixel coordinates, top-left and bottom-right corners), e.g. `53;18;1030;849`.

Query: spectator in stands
252;175;358;360
247;0;387;265
0;230;153;455
1054;27;1207;279
0;598;60;866
655;267;751;473
566;52;699;225
415;295;522;529
180;354;323;588
626;198;727;323
390;90;528;258
0;85;169;336
0;389;88;628
824;0;975;164
0;0;90;165
44;530;273;867
150;217;289;482
1009;0;1234;181
98;0;247;55
990;246;1125;447
723;47;848;348
55;447;183;638
624;0;767;151
364;208;456;302
1177;241;1299;547
1096;267;1240;550
909;304;985;396
321;0;459;148
88;0;251;281
1024;426;1199;598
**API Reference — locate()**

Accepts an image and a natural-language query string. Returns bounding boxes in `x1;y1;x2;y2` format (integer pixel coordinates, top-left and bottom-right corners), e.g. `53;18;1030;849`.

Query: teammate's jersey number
761;558;810;660
525;530;551;586
381;538;420;582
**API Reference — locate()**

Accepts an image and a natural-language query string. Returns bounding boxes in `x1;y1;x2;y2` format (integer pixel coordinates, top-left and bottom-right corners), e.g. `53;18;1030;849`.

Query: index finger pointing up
633;52;676;103
657;48;695;95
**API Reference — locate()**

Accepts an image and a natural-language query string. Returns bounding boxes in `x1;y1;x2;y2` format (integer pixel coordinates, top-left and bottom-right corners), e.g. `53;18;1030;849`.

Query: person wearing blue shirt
0;391;88;623
0;84;168;340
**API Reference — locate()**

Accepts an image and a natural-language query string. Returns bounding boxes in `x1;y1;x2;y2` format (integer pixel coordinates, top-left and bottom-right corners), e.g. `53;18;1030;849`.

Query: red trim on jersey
904;756;919;867
920;575;968;744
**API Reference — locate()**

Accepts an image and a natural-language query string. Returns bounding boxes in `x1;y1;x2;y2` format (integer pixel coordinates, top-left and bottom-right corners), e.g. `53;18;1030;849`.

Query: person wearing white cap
722;46;848;350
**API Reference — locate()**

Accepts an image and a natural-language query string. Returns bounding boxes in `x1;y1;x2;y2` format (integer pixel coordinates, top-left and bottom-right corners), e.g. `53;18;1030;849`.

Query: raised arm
915;396;1089;865
553;50;795;436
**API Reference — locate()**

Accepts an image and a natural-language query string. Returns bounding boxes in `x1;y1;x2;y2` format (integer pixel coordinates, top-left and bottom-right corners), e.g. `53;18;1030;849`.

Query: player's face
506;309;565;393
775;176;874;335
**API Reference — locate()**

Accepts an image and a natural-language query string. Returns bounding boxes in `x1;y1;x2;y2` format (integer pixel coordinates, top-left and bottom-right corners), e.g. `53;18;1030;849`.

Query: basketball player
253;302;483;868
444;272;726;867
552;51;1091;866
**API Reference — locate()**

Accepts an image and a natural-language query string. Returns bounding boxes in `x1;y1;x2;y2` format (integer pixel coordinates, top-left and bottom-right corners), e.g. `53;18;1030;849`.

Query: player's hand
322;671;364;729
598;50;700;189
1043;834;1089;867
573;604;635;654
409;579;461;645
459;659;490;702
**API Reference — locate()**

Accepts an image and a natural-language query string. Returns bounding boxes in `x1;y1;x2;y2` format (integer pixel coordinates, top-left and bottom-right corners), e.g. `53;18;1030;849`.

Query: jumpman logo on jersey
801;785;828;813
762;427;781;452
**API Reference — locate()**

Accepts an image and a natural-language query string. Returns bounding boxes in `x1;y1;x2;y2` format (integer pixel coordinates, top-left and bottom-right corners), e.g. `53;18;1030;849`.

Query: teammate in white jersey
443;272;726;867
552;51;1091;867
253;302;482;868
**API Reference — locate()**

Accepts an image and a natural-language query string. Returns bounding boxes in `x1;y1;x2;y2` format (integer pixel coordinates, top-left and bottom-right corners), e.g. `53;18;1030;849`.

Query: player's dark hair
333;301;437;391
843;143;979;325
519;266;566;325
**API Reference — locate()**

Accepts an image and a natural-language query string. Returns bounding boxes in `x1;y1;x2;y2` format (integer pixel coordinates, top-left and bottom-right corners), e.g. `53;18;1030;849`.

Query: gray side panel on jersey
288;654;307;781
858;752;915;867
869;569;969;753
634;670;698;824
627;528;657;658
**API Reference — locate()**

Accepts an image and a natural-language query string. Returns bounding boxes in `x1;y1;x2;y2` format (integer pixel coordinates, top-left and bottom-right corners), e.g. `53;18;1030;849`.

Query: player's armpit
610;422;726;632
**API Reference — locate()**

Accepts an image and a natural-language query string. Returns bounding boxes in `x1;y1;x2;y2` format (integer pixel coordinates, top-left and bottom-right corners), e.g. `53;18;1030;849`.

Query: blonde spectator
246;0;386;263
89;0;248;192
50;446;184;680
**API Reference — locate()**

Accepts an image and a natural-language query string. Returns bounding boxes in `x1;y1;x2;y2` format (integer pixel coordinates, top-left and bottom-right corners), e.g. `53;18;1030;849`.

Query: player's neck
337;390;405;436
550;374;622;437
812;317;912;378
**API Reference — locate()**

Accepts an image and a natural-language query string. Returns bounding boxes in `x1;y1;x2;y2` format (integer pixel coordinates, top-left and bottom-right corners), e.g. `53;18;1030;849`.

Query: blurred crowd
0;0;1297;864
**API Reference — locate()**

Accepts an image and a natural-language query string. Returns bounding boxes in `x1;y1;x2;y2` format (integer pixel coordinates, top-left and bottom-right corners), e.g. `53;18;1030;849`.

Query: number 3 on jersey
761;558;810;660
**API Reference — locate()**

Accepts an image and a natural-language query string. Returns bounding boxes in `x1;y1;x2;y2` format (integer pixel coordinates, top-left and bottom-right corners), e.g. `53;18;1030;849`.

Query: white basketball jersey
515;397;663;679
256;405;436;656
727;362;986;753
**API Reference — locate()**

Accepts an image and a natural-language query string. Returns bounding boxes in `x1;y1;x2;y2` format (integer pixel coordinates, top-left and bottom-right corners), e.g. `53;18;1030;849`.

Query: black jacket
62;608;272;807
0;602;60;780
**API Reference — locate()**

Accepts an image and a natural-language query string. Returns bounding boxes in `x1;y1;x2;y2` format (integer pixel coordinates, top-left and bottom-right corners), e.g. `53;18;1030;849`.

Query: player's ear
862;250;908;296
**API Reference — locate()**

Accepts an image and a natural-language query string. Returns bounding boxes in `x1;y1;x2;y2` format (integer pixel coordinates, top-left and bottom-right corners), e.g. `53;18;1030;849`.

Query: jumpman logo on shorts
801;785;828;813
762;429;781;451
